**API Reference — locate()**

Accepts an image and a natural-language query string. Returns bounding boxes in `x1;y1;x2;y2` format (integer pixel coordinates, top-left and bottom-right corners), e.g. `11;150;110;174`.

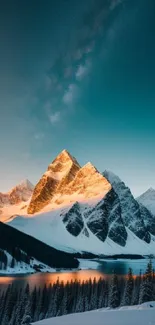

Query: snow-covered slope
137;188;155;215
0;220;79;273
34;302;155;325
8;201;155;256
0;250;54;275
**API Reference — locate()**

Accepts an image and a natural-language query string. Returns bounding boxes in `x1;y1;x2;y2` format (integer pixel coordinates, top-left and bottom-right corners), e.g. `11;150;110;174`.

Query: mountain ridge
1;150;155;256
27;150;111;214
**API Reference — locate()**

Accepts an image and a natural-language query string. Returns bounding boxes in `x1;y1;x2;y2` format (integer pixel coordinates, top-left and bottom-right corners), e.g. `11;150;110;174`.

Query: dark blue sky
0;0;155;194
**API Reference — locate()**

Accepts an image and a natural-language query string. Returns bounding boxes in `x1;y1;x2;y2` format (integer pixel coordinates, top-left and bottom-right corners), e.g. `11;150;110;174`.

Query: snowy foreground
34;302;155;325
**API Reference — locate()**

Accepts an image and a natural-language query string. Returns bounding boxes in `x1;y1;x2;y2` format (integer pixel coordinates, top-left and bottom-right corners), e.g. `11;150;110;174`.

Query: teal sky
0;0;155;195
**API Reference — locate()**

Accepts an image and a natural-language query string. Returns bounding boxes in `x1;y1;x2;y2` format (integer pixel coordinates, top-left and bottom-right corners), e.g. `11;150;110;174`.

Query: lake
0;258;154;291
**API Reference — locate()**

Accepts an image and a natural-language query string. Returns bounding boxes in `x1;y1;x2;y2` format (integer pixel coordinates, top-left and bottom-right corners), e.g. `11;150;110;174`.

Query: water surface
0;258;153;290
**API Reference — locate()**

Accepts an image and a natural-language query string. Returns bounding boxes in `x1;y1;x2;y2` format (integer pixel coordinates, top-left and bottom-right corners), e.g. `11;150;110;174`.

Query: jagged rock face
0;180;34;207
137;188;155;215
82;228;89;237
66;162;111;198
103;171;151;244
9;180;34;204
27;152;112;214
27;176;58;214
62;202;84;236
87;189;127;246
103;189;127;246
86;200;108;243
0;193;9;207
61;189;127;247
27;150;81;214
139;204;155;236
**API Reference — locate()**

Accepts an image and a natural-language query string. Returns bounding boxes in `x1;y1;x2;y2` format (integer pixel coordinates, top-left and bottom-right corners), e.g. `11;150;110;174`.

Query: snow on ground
8;206;155;256
0;251;55;275
0;264;55;275
33;302;155;325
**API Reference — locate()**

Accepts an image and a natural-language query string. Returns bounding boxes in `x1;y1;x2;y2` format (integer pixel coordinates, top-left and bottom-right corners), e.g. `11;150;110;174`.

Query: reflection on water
0;270;104;291
0;259;154;291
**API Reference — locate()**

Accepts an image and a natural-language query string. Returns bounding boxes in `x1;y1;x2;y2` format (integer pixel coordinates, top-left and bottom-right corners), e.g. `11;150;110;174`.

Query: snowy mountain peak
137;188;155;215
9;179;34;192
0;179;34;210
27;150;81;214
138;187;155;197
64;161;111;200
103;170;122;185
27;151;113;213
103;170;152;243
148;187;155;192
83;162;98;171
49;149;80;170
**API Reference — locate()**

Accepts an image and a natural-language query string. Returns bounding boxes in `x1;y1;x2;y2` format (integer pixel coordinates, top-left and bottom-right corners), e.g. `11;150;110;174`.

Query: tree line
0;260;154;325
0;248;31;271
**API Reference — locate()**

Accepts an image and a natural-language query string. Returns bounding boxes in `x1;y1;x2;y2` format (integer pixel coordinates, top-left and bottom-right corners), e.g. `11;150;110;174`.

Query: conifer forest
0;261;154;325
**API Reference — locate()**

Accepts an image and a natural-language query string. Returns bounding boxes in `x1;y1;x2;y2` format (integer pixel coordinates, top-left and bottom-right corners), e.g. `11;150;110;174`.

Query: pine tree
30;287;37;322
60;290;68;315
84;296;89;311
122;268;134;306
22;299;32;324
33;288;41;322
75;295;84;313
109;273;120;308
132;271;142;305
15;284;30;325
0;291;6;323
90;278;98;310
14;289;25;325
90;292;98;310
1;285;12;325
139;261;153;304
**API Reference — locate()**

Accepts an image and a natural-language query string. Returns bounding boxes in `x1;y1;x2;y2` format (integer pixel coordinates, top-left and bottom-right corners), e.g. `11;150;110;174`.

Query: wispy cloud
49;111;60;124
63;84;79;105
44;101;61;124
76;60;91;81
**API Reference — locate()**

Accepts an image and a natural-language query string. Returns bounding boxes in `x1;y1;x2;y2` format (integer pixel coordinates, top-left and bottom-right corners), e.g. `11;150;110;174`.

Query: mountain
27;150;81;214
0;179;34;204
0;179;34;221
137;188;155;215
7;179;34;204
27;151;111;213
103;170;152;242
0;221;78;274
7;150;155;256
